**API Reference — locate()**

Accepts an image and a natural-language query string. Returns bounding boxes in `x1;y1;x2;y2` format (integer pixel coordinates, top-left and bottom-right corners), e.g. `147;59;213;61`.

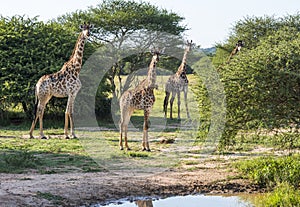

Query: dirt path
0;161;262;207
1;128;272;206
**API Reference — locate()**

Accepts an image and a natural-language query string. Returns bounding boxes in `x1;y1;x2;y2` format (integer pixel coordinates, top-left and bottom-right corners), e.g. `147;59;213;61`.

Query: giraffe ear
159;47;165;54
89;24;94;30
187;40;193;45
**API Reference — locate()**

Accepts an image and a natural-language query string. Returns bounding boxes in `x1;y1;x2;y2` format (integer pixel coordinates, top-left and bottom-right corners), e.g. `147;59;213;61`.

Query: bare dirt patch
0;157;263;207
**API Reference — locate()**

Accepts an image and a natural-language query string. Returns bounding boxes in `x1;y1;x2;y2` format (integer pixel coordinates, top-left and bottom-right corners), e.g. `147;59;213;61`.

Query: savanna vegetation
0;0;187;123
1;0;300;206
212;14;300;206
197;14;300;150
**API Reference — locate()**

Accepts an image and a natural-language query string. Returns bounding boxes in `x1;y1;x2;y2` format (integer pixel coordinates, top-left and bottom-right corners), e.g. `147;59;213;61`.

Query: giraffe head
79;22;94;38
236;40;244;51
150;48;164;63
186;40;193;52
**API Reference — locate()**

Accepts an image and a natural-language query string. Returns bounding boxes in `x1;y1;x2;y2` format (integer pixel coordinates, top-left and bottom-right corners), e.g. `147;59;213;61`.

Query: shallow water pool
96;194;253;207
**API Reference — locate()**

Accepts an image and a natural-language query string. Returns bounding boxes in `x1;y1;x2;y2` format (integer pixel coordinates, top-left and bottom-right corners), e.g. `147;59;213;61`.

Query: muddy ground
0;154;264;207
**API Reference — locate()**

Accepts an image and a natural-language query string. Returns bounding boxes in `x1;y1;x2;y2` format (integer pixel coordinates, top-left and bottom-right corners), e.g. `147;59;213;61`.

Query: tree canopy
211;14;300;147
0;0;188;124
58;0;187;43
56;0;188;120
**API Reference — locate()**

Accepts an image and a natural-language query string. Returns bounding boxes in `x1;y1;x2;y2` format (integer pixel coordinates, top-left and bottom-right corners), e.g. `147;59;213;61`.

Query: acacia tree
215;14;300;148
57;0;188;119
58;0;187;88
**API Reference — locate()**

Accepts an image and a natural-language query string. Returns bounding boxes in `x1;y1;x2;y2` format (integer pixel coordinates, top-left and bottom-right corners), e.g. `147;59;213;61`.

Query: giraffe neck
233;46;239;55
177;48;189;74
227;46;240;63
147;57;157;88
69;32;87;73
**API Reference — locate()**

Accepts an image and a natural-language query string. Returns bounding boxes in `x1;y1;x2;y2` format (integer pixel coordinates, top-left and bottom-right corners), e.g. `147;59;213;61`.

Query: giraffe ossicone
29;22;93;139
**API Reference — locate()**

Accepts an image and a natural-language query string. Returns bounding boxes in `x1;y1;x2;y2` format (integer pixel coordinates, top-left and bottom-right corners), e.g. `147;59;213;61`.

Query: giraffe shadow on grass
130;115;190;133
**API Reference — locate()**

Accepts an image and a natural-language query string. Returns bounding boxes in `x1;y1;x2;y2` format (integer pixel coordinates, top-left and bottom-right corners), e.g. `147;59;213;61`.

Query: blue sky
0;0;299;48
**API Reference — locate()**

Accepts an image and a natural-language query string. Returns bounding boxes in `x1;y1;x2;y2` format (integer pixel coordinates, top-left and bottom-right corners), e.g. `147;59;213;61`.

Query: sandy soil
0;125;275;207
0;158;263;207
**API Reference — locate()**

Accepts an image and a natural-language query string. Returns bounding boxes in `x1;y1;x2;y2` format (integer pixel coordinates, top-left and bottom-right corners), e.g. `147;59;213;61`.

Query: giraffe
227;40;244;63
163;40;192;120
119;48;163;151
29;22;94;139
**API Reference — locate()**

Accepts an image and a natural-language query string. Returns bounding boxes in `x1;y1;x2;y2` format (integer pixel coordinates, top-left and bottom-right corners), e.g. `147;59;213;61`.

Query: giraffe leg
177;92;181;120
119;120;130;150
119;106;132;150
64;112;69;139
69;112;76;138
184;87;190;119
124;109;133;150
142;109;150;151
119;120;124;150
119;97;126;150
169;92;176;120
124;124;130;150
65;95;77;139
163;91;170;119
29;95;50;139
29;116;38;138
29;88;39;138
29;100;39;138
38;105;47;139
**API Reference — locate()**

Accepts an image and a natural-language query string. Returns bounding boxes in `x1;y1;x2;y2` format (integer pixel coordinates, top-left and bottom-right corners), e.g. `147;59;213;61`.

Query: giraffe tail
32;86;39;121
163;91;170;116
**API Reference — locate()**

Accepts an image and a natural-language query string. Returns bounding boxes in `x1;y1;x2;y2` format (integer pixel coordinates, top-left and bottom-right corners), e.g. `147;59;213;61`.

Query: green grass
2;73;299;178
182;160;199;165
3;150;41;170
235;154;300;207
253;182;300;207
0;124;195;174
0;136;104;174
36;191;64;205
235;154;300;189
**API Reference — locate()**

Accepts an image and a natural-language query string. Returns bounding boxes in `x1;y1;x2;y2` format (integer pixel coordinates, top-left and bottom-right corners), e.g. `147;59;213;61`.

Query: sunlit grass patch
234;154;300;189
36;191;64;205
182;160;199;165
0;137;104;174
253;182;300;207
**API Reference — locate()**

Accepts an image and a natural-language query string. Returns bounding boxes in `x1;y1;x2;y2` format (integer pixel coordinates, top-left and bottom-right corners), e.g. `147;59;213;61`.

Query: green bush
214;14;300;148
273;133;300;150
255;182;300;207
0;15;98;123
0;16;77;119
236;155;300;189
